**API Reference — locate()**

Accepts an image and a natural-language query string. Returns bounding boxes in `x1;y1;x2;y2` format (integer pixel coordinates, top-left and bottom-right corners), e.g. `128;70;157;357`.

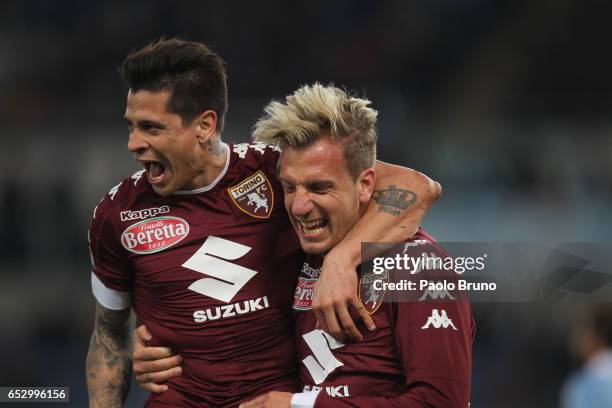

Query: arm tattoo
372;185;417;217
86;304;132;407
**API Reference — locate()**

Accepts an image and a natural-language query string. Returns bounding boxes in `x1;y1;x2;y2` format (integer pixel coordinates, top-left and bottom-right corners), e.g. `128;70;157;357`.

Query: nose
290;187;313;219
127;129;148;154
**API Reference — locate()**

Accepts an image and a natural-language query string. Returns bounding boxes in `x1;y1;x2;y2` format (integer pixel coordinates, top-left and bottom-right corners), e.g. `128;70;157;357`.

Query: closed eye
307;182;334;194
281;182;295;193
139;121;165;134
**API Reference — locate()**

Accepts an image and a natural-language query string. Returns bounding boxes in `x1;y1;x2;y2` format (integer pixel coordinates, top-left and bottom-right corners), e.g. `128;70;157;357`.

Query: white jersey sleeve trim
91;272;131;310
291;390;320;408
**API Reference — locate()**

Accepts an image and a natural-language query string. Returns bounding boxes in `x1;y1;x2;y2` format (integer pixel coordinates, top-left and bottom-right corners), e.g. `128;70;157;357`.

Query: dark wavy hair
120;38;228;132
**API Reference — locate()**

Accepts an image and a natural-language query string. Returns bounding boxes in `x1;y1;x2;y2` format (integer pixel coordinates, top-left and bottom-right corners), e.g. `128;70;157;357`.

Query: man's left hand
239;391;292;408
312;251;375;342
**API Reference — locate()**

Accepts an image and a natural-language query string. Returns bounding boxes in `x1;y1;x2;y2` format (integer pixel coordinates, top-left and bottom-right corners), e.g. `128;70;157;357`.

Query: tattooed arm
312;161;441;341
86;301;133;408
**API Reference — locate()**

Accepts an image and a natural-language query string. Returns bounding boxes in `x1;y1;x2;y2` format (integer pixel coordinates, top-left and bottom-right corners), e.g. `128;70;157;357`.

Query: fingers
133;353;182;393
132;325;180;394
313;296;349;341
313;299;346;341
133;353;183;375
139;380;168;394
322;304;345;341
133;345;176;362
134;324;152;346
312;305;329;335
350;297;376;331
135;366;182;386
336;302;363;342
132;325;174;363
314;298;377;342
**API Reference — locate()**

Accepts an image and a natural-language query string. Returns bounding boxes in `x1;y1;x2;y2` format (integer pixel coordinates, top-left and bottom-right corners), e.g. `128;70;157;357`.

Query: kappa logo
227;170;274;218
233;142;278;159
301;262;321;279
401;239;429;253
120;205;170;222
421;309;458;331
419;286;455;301
107;170;146;201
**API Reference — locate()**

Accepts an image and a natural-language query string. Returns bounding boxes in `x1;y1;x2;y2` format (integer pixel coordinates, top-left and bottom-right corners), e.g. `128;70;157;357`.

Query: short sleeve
88;195;133;310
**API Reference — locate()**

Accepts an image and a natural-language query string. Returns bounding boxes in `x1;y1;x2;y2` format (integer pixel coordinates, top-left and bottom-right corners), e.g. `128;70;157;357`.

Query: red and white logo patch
121;216;189;254
227;170;274;218
293;277;317;310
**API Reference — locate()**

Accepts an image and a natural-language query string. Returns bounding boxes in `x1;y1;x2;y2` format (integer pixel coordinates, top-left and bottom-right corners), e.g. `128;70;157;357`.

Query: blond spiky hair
252;83;378;179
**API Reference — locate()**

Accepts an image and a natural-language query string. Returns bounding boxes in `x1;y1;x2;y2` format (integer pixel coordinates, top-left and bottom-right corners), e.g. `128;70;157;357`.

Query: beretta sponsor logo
121;216;189;254
293;277;316;311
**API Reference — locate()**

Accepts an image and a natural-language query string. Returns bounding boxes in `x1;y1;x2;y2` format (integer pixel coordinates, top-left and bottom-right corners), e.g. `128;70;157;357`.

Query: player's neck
189;141;229;189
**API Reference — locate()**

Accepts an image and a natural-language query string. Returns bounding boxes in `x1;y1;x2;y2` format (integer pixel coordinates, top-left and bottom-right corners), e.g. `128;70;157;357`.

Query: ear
357;167;376;205
194;110;218;143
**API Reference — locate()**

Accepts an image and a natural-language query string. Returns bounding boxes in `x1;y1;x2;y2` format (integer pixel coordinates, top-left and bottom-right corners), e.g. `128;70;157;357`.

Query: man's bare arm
338;162;441;262
313;162;441;341
86;302;132;407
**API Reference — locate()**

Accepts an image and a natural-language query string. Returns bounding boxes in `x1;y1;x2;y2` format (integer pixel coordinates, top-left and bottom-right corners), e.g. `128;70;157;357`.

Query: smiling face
125;89;217;196
278;137;375;254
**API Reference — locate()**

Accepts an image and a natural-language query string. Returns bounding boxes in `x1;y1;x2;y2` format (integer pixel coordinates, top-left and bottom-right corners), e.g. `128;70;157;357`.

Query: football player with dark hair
86;39;441;407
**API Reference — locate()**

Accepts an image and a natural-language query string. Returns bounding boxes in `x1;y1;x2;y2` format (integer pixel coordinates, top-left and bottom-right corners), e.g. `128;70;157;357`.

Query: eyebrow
123;117;166;129
277;173;291;185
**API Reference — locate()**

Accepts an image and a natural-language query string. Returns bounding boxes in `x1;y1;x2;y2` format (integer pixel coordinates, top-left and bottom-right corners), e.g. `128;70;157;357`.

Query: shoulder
90;169;151;230
401;228;449;259
229;142;280;173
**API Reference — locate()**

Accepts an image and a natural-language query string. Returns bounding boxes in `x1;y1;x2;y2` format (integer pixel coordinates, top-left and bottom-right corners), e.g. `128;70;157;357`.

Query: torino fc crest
359;269;390;314
227;170;274;218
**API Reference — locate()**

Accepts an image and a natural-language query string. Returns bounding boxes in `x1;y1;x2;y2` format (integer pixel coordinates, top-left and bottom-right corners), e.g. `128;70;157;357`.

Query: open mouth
143;160;166;184
298;219;328;237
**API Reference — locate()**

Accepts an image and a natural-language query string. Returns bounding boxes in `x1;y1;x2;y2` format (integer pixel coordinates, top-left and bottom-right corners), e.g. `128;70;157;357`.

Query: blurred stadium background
1;1;611;406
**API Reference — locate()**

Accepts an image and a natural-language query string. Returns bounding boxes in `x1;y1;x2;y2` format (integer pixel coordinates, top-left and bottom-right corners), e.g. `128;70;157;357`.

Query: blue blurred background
1;1;611;406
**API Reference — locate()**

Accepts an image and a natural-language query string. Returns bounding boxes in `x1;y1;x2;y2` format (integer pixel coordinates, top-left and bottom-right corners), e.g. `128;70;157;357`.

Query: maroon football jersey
292;229;474;408
88;142;303;407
